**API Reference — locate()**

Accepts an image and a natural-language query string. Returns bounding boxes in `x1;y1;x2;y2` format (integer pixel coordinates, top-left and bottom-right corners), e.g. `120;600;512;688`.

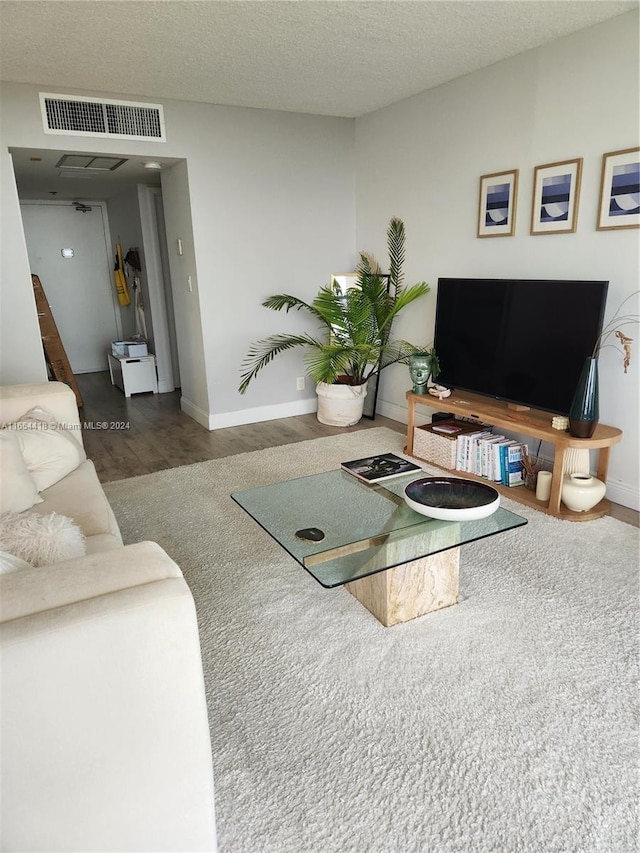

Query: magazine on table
341;452;422;484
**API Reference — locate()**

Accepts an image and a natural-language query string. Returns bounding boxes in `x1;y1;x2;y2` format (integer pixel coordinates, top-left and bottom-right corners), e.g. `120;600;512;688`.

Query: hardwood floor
76;371;405;482
76;372;639;527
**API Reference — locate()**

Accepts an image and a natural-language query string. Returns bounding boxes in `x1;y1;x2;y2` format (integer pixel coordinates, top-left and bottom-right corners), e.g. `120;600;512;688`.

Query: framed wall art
597;147;640;231
477;169;518;237
530;158;582;235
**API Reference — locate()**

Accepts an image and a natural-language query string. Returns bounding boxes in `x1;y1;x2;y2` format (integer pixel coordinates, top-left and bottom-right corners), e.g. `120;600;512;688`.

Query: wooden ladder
31;274;83;408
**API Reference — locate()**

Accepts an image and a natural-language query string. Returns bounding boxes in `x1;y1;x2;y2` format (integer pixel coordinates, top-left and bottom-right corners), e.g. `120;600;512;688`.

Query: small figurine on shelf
409;348;439;394
428;384;452;400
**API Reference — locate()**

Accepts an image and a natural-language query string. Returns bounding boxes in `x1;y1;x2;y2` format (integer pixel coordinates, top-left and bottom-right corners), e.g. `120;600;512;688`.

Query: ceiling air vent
39;93;166;142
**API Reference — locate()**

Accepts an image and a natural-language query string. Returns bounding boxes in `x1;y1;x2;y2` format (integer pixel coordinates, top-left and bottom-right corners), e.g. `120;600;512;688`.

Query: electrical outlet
296;376;305;391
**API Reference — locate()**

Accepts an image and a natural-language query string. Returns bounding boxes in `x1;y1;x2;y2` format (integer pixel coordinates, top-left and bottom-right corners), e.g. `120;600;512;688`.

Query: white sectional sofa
0;382;217;852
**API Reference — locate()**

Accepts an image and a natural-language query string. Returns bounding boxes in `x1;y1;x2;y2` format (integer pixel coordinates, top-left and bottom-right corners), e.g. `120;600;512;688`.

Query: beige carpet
104;427;639;853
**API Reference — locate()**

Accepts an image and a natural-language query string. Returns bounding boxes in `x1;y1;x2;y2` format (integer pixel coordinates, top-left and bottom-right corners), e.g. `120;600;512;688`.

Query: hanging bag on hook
113;242;131;306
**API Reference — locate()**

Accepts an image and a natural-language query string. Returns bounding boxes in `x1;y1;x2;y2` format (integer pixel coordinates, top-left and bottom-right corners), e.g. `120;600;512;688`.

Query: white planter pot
316;381;367;426
561;472;606;513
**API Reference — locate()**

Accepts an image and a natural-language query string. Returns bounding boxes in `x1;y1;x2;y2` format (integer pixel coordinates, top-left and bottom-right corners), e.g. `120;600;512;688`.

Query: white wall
160;160;210;425
0;153;47;384
354;11;640;509
0;82;356;427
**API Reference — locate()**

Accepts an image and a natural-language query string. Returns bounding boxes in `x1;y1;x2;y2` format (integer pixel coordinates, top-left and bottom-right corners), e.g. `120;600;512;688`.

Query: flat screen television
433;278;609;415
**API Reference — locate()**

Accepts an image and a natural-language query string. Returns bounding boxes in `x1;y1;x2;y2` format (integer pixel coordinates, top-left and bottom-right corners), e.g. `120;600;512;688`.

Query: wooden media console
405;389;622;522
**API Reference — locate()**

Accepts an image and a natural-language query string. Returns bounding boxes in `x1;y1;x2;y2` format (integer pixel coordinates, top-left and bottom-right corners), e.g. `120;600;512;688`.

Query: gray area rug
104;427;639;853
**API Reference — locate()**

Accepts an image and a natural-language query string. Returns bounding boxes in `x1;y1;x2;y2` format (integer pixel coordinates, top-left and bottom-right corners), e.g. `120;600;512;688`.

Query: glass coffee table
232;469;527;627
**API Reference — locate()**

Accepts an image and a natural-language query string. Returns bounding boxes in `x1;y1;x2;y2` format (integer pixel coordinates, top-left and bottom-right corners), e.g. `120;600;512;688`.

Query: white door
20;202;120;373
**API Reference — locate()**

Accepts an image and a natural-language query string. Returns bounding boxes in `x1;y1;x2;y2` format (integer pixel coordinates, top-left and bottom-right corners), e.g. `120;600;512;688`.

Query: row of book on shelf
454;427;527;486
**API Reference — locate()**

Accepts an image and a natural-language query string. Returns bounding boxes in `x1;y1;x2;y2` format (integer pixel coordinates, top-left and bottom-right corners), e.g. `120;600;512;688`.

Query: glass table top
231;469;527;588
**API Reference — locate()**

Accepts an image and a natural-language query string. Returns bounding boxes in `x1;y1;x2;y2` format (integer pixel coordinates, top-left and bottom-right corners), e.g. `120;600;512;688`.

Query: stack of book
454;429;527;487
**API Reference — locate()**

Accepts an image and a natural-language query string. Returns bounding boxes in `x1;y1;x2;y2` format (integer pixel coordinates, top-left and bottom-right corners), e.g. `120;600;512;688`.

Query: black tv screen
433;278;609;415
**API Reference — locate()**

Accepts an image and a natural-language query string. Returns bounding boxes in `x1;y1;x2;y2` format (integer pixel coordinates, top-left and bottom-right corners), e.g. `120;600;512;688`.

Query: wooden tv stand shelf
405;390;623;522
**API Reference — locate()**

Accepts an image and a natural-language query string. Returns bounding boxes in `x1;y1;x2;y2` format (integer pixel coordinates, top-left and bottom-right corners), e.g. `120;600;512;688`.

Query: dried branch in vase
592;289;639;372
615;331;633;373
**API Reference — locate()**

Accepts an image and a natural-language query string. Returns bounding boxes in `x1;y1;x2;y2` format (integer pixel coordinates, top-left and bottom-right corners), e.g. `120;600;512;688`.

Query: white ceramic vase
316;381;367;426
561;472;606;513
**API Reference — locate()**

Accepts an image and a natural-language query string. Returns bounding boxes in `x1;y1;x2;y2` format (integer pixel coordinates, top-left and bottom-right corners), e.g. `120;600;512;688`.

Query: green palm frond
239;333;325;394
238;218;433;394
387;217;405;295
262;293;332;329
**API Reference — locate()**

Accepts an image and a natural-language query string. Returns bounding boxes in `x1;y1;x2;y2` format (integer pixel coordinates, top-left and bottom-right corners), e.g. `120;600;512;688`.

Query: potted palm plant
239;218;431;425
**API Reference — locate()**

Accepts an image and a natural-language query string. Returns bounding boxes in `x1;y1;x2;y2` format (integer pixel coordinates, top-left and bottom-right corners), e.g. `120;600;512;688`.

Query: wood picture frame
530;158;583;235
596;147;640;231
477;169;518;238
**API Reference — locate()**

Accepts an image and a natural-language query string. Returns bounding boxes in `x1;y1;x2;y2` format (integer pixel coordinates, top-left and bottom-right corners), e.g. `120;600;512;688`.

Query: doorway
20;200;120;373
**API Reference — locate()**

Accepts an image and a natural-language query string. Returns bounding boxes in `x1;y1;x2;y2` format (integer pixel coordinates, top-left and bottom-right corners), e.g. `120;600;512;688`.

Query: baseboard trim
208;398;318;430
180;396;210;429
157;378;175;394
605;481;640;512
376;398;410;424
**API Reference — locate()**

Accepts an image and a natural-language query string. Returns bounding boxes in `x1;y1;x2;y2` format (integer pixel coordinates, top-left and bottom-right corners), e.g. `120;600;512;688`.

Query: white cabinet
108;353;158;398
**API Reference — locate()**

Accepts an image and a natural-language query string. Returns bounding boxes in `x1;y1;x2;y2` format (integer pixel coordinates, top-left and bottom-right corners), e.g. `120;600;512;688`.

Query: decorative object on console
562;447;591;476
591;289;638;371
477;169;518;238
428;384;452;400
530;157;583;235
568;289;639;438
239;218;431;426
404;477;500;521
596;146;640;231
615;331;633;372
413;421;482;471
409;349;439;394
561;473;607;513
551;415;569;430
521;447;553;493
568;356;599;438
535;471;553;502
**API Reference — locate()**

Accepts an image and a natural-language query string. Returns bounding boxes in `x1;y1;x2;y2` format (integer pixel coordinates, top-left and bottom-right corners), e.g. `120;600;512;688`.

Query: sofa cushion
0;541;183;623
0;550;33;575
0;430;43;513
0;511;86;568
84;533;125;555
13;406;86;492
0;383;83;449
33;460;123;544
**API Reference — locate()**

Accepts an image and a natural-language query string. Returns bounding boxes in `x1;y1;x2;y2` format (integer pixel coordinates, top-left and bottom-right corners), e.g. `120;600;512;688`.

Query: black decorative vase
569;357;599;438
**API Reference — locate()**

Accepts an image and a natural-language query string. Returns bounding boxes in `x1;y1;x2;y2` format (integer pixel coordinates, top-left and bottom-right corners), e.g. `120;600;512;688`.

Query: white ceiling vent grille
39;93;166;141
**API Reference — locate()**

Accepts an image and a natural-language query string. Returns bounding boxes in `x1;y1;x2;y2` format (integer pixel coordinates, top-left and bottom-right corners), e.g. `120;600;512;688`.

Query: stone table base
345;546;460;627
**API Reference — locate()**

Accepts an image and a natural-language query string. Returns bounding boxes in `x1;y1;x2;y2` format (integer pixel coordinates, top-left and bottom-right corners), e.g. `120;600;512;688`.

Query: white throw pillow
0;511;86;567
0;430;43;512
0;549;34;574
12;406;86;492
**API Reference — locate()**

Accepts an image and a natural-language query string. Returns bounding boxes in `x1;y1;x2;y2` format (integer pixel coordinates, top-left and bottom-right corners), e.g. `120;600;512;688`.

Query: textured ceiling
0;0;637;118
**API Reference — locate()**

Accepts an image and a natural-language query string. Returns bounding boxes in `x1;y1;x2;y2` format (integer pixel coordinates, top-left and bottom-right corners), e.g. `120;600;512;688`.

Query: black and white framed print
530;158;583;235
597;147;640;231
477;169;518;237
